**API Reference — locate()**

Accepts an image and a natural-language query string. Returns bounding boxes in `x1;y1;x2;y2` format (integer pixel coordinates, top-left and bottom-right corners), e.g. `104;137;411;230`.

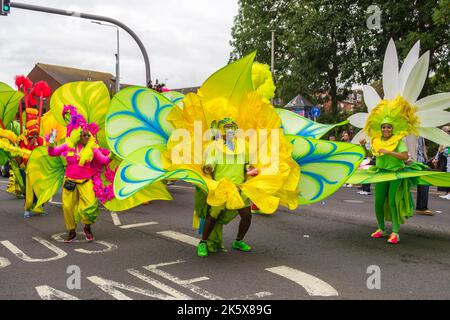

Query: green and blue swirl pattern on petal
106;87;175;159
276;108;347;139
114;146;207;200
291;137;364;204
162;91;185;109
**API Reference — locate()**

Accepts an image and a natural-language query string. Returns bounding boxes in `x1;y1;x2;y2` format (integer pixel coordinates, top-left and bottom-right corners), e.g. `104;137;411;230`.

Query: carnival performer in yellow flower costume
106;52;366;257
0;80;28;197
348;39;450;244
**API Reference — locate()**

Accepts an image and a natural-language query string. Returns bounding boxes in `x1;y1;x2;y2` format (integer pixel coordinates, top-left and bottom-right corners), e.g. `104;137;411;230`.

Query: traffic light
1;0;11;16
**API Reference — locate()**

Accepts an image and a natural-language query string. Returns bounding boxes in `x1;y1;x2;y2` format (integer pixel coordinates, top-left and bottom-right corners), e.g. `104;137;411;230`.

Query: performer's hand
203;164;213;175
48;129;57;145
359;139;367;146
432;159;438;166
247;166;259;176
378;149;390;155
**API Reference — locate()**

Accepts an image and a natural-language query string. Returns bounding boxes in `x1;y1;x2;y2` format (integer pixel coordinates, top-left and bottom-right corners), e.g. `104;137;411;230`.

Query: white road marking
35;286;79;300
74;241;118;254
266;266;338;297
87;275;190;300
110;212;121;226
157;231;199;246
127;269;192;299
50;233;118;254
49;201;62;205
343;200;365;204
119;222;158;229
234;292;273;299
143;260;223;300
0;257;11;268
0;181;9;184
0;237;67;262
52;232;83;243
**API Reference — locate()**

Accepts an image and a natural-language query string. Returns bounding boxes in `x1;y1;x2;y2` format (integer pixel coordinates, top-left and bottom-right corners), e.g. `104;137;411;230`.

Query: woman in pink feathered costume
48;105;112;242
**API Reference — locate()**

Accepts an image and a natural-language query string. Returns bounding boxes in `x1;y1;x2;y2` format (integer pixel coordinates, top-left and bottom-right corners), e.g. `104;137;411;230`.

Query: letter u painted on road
0;237;67;262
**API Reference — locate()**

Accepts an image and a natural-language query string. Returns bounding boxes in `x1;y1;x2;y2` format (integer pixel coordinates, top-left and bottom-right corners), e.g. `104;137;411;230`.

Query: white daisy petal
416;93;450;112
383;39;399;100
416;110;450;127
362;85;381;112
348;112;369;128
399;41;420;95
402;51;430;104
418;127;450;146
351;129;369;144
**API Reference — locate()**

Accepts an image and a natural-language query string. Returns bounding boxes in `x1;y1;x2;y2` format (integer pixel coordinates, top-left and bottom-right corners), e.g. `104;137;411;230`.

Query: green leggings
374;180;401;233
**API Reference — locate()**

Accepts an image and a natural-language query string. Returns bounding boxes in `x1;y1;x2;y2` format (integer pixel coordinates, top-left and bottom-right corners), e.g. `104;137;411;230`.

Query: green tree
230;0;449;120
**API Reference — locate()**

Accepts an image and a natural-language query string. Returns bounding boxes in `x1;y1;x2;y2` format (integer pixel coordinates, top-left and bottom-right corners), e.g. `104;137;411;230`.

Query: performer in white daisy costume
347;39;450;244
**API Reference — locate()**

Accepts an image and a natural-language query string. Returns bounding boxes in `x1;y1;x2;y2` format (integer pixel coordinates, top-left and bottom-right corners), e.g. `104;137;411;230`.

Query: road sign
311;106;321;118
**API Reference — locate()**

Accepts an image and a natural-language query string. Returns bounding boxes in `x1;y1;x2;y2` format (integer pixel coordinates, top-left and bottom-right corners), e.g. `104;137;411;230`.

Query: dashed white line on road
266;265;338;297
119;222;158;229
110;212;121;226
157;231;199;246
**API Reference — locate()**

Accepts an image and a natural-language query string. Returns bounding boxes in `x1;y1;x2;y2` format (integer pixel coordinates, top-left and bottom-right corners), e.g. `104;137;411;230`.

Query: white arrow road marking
0;237;67;262
266;266;338;297
0;257;11;268
157;231;199;246
110;212;121;226
119;222;158;229
35;286;79;300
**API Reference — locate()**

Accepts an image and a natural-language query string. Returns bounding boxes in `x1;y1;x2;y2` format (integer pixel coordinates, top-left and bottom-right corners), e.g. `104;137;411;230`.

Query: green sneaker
232;240;252;252
197;242;208;257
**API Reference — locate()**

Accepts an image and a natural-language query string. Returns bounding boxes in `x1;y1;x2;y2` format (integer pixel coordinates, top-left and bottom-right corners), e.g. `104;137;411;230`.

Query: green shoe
197;242;208;257
232;240;252;252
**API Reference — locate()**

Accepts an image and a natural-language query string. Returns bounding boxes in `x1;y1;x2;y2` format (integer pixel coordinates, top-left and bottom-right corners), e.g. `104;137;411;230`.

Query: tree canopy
230;0;450;118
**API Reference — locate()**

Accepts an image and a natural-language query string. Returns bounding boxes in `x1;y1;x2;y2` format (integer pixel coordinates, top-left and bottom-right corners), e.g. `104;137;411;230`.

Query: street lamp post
92;21;120;93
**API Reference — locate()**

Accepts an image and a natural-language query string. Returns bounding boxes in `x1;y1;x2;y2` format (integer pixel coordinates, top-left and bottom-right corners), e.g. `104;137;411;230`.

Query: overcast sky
0;0;239;89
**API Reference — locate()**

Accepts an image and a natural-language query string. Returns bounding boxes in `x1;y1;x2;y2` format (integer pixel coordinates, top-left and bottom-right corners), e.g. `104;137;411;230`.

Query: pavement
0;177;449;300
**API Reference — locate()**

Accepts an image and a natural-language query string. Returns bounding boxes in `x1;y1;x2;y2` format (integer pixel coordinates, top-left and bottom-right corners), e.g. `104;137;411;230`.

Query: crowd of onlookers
329;126;450;215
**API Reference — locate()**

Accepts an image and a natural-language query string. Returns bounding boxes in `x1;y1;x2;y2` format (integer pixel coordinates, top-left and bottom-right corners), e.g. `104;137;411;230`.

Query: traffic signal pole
9;2;152;86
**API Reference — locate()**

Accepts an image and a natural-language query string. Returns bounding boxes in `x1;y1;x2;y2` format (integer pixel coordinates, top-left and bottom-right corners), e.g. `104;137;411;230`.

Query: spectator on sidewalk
357;138;372;195
406;135;433;215
342;131;353;187
432;126;449;200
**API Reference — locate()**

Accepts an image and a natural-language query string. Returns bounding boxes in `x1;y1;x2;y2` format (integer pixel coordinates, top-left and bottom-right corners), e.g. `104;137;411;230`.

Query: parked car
1;162;11;178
